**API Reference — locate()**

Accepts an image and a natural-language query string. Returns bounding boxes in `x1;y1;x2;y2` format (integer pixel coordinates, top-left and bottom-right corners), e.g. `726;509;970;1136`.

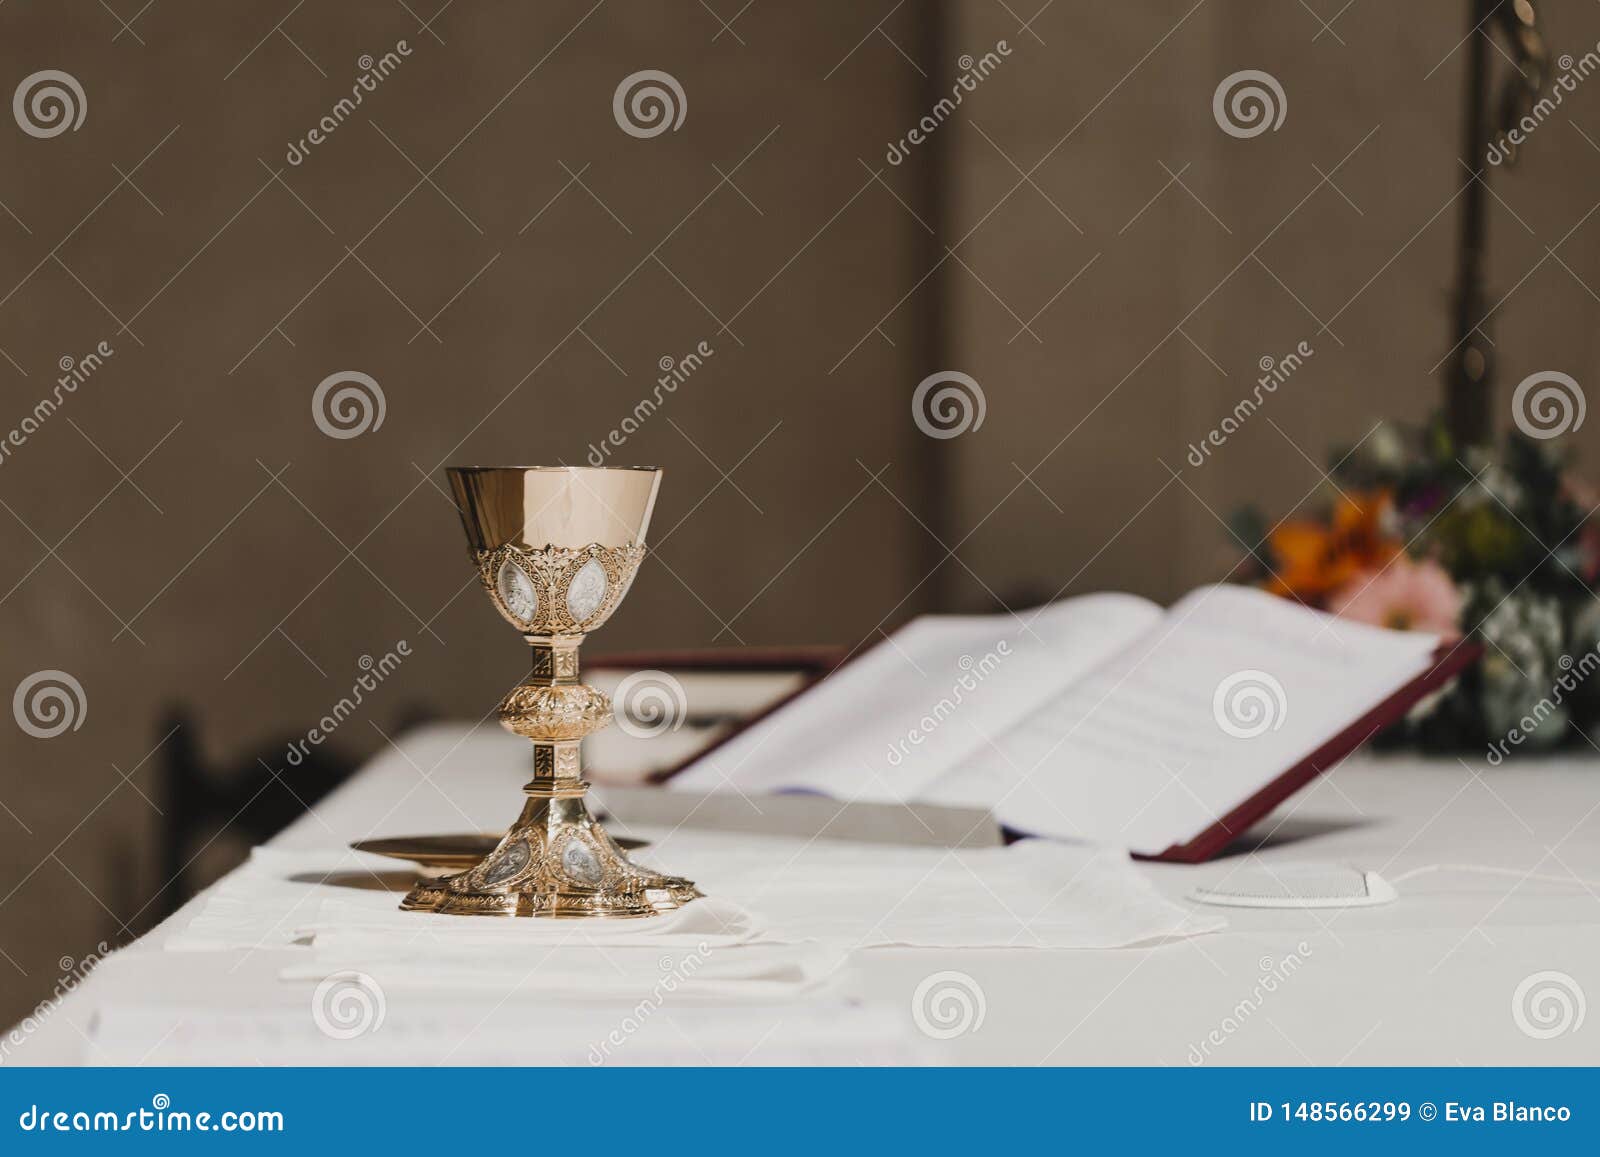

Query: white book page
967;584;1441;855
669;593;1163;802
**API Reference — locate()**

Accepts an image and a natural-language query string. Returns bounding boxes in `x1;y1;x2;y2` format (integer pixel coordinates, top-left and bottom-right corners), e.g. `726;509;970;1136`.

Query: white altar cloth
9;724;1600;1065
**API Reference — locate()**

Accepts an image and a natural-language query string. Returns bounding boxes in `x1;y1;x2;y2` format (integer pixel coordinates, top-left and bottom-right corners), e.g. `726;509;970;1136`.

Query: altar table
10;725;1600;1065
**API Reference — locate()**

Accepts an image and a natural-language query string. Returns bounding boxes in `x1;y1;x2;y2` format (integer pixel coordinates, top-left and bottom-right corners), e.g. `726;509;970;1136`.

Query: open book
669;584;1473;861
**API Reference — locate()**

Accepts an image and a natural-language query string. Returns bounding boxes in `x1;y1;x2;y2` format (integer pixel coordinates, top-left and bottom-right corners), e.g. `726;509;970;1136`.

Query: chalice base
400;790;700;918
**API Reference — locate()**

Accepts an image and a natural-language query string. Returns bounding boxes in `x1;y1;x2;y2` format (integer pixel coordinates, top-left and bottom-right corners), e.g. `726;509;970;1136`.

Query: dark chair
153;702;436;921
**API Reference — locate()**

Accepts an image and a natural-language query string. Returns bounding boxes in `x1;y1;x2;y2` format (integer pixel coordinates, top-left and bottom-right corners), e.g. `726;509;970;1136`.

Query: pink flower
1326;557;1462;637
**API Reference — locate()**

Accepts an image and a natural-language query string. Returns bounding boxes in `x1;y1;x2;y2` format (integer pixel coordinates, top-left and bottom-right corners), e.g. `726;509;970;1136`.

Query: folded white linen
652;830;1226;949
168;832;1222;954
289;894;813;999
88;1001;919;1066
281;940;849;999
163;848;423;952
166;848;767;952
304;892;762;948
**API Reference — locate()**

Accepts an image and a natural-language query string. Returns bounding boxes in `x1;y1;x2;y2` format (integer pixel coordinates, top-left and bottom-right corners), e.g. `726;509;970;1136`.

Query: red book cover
1137;642;1481;862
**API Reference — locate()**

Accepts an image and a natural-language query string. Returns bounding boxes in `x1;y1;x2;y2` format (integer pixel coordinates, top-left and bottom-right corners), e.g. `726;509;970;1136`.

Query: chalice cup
401;466;701;918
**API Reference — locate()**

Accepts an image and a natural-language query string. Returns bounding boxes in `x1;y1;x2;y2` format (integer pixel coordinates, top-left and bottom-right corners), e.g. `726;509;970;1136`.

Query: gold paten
352;833;650;872
401;466;700;919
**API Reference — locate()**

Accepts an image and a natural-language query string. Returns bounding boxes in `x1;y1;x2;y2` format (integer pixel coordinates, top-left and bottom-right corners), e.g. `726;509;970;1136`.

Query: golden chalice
402;466;700;918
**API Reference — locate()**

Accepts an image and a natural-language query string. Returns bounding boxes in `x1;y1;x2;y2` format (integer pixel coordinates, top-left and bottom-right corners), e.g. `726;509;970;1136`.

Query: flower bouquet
1227;419;1600;757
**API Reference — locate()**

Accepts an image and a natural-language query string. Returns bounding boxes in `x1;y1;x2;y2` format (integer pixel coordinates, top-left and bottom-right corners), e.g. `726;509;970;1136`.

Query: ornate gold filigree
497;682;612;741
403;819;698;918
478;541;646;636
530;744;582;779
528;643;581;683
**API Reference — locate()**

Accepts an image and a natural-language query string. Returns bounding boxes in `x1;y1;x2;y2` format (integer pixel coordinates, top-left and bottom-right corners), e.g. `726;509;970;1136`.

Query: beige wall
946;0;1600;607
3;1;1599;1028
0;0;937;1026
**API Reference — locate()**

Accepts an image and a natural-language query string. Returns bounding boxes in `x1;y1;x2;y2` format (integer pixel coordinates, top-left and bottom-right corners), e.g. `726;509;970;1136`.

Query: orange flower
1265;490;1401;603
